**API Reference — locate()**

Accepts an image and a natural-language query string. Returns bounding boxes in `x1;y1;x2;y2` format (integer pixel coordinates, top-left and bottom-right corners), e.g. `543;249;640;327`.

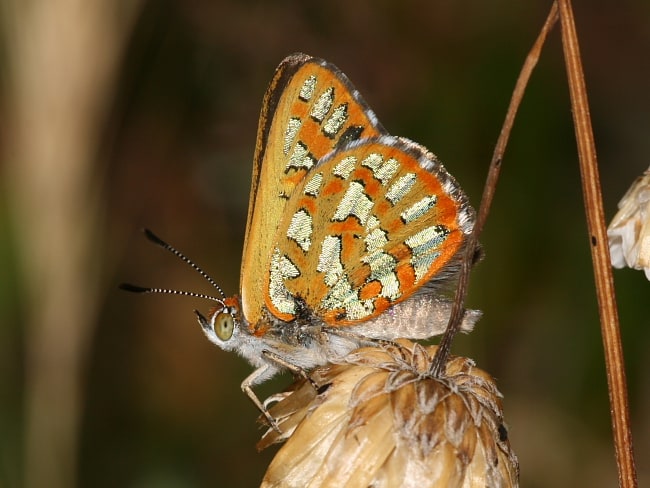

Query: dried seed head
608;167;650;280
258;339;519;488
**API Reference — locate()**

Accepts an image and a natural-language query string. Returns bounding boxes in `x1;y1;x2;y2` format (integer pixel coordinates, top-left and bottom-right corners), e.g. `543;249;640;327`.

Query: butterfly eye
214;311;234;341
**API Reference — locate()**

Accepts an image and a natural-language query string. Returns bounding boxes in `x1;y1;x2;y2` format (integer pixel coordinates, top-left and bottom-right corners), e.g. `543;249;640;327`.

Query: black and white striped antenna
120;228;226;306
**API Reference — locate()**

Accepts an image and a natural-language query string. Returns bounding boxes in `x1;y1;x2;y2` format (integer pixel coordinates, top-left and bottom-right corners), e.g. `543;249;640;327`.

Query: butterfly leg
241;364;282;433
261;350;320;392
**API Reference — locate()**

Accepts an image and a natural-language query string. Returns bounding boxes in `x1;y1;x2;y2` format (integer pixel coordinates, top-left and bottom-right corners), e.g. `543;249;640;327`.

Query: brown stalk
431;3;560;376
557;1;638;486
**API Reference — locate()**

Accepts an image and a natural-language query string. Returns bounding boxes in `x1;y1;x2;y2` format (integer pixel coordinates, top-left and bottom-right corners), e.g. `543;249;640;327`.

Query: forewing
240;53;385;329
267;136;475;327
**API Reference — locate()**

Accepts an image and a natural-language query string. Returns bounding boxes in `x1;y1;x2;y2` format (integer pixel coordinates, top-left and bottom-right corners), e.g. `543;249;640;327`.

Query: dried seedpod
258;339;518;488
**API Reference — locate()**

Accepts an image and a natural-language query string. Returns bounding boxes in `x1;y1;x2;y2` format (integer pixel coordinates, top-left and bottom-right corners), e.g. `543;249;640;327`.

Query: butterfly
123;53;479;427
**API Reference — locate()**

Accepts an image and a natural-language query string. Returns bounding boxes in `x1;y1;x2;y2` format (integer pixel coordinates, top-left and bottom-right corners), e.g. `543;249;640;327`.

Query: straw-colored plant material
258;340;518;488
608;167;650;280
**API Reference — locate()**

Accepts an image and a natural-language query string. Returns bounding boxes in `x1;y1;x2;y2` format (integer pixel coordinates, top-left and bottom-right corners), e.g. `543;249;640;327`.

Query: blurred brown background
0;1;648;487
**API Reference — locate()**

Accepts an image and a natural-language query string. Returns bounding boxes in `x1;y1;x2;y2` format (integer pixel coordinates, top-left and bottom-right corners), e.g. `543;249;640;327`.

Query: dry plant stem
558;1;638;486
431;3;560;376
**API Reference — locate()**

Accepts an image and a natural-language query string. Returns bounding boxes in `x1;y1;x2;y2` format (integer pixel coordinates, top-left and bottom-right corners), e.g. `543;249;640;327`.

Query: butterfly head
195;296;245;352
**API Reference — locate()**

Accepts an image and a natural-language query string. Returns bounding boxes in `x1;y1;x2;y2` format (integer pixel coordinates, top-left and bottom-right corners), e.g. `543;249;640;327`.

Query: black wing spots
335;125;366;150
293;296;314;322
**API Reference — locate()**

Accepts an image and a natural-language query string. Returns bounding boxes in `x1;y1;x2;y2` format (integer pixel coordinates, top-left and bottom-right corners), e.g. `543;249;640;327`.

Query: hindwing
267;136;474;326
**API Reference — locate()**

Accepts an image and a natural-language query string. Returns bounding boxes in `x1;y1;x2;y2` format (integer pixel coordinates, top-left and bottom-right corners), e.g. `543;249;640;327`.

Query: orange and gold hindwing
240;54;385;330
267;137;473;327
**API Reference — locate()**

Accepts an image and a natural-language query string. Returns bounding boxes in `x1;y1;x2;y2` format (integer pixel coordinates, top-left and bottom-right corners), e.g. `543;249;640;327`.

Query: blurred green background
1;1;648;487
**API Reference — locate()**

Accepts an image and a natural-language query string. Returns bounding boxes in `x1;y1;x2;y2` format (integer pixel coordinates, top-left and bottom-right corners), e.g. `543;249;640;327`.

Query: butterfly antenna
119;283;225;306
142;228;226;300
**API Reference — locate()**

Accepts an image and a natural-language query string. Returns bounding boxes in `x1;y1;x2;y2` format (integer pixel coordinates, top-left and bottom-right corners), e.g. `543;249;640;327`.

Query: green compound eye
214;312;234;341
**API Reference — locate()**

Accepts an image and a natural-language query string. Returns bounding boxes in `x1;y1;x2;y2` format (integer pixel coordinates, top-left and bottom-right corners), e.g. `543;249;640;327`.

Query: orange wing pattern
268;137;473;326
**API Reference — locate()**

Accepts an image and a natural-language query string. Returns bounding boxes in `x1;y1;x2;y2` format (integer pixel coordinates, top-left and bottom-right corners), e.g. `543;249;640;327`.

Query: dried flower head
608;167;650;280
258;339;518;488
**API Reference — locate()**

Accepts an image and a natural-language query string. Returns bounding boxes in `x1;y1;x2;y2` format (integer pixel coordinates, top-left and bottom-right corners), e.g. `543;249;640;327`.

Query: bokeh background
1;1;648;487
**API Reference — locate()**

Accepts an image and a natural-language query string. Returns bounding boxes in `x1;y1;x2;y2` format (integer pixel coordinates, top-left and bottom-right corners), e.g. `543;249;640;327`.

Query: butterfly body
199;291;480;389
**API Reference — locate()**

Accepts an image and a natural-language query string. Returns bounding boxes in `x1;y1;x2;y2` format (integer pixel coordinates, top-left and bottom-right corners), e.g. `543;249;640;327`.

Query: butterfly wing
268;136;475;327
241;54;385;329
